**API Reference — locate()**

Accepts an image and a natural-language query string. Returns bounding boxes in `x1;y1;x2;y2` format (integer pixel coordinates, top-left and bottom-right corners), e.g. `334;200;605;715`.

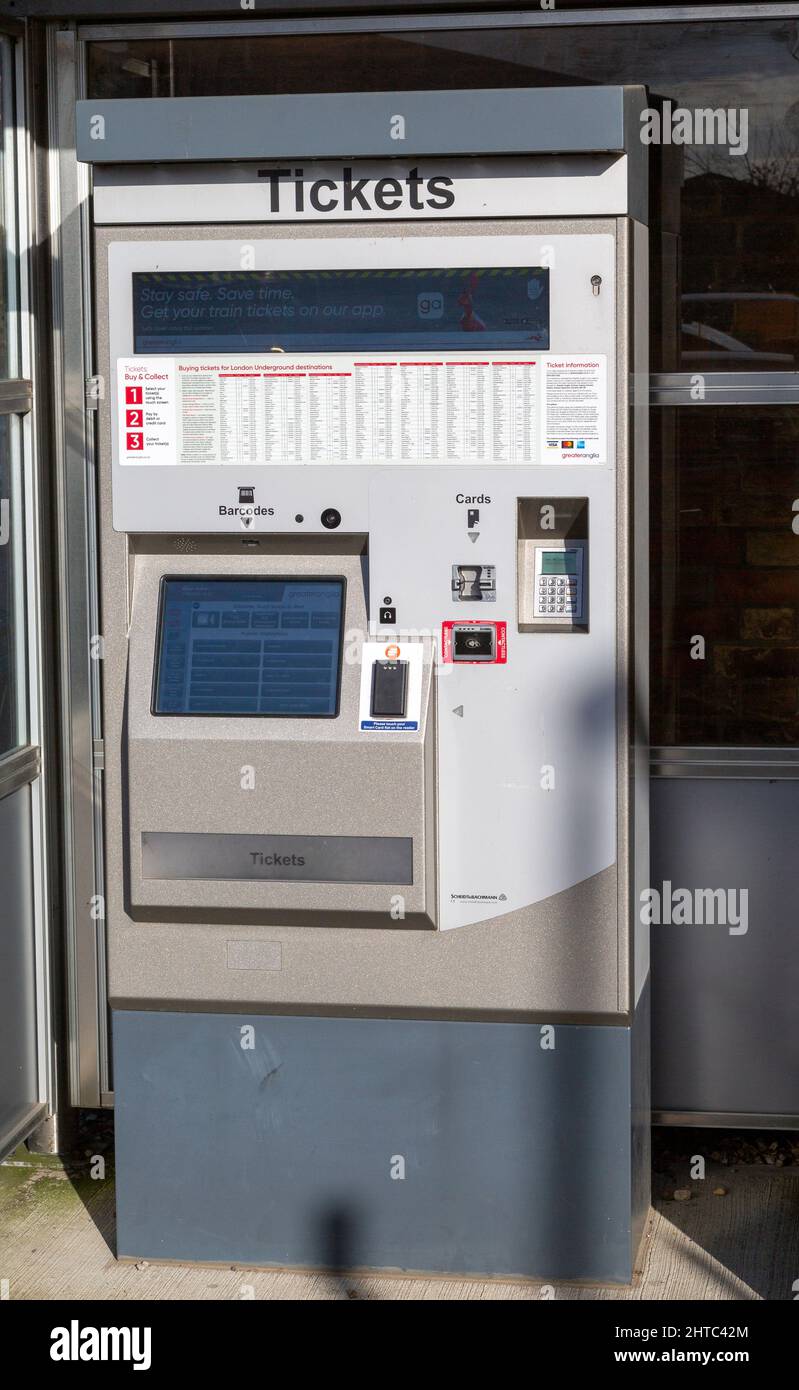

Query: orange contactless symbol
384;644;401;659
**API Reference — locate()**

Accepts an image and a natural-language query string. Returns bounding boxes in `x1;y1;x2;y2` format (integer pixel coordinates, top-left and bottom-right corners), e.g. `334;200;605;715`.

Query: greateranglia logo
262;166;455;215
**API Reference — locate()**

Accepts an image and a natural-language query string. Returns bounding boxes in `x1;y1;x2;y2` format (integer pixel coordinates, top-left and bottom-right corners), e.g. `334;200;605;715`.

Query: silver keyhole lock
590;275;602;297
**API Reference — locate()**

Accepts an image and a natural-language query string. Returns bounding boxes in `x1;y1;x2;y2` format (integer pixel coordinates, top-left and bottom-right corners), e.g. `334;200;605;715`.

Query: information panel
153;577;344;717
116;353;607;466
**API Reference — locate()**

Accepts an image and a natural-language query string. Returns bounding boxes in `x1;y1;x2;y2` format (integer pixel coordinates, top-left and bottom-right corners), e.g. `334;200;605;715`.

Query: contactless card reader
452;624;497;661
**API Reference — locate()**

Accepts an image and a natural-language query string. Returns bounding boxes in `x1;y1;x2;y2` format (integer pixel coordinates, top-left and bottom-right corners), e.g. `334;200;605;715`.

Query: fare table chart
117;353;606;467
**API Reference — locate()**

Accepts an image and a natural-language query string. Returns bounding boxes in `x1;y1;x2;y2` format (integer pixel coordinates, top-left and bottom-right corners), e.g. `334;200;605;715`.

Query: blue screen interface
153;578;344;716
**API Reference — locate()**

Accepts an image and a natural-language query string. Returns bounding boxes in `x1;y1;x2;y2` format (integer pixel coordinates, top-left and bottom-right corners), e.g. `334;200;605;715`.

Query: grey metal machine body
81;85;650;1281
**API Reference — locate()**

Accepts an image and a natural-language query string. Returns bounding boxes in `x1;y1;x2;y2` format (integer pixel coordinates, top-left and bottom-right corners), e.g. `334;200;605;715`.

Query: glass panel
86;35;546;99
651;405;799;747
88;20;799;372
0;413;25;755
0;40;25;757
0;41;9;379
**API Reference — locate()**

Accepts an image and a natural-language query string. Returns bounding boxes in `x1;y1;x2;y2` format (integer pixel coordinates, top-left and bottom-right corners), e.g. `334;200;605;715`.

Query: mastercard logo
384;644;401;659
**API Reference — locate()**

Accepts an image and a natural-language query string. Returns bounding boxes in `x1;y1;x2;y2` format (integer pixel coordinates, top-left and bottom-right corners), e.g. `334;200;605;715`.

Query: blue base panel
113;1009;643;1283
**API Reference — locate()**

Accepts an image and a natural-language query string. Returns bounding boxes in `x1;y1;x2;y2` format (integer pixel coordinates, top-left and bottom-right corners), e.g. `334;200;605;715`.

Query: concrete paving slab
1;1144;797;1300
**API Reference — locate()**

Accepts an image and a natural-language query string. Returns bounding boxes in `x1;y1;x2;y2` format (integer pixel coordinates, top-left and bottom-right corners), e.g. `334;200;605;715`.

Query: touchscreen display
153;577;344;717
132;267;550;353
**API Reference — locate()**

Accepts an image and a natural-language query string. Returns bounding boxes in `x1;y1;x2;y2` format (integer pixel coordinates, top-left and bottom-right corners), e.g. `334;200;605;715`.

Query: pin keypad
534;550;583;620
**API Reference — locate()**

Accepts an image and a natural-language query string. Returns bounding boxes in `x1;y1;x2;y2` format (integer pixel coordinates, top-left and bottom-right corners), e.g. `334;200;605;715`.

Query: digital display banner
132;267;550;353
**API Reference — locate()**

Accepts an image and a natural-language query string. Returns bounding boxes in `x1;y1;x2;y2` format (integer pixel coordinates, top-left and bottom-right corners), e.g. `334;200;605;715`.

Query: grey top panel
77;87;647;164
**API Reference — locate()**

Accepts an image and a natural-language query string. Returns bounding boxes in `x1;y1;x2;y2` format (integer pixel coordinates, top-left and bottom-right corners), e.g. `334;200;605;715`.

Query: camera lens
321;508;342;530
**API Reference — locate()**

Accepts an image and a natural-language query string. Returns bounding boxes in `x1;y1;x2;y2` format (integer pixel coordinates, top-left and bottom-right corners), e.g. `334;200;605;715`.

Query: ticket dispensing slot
517;498;589;633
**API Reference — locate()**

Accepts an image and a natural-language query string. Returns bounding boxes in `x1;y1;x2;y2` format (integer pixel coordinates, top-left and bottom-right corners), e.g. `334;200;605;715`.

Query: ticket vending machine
79;86;649;1282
